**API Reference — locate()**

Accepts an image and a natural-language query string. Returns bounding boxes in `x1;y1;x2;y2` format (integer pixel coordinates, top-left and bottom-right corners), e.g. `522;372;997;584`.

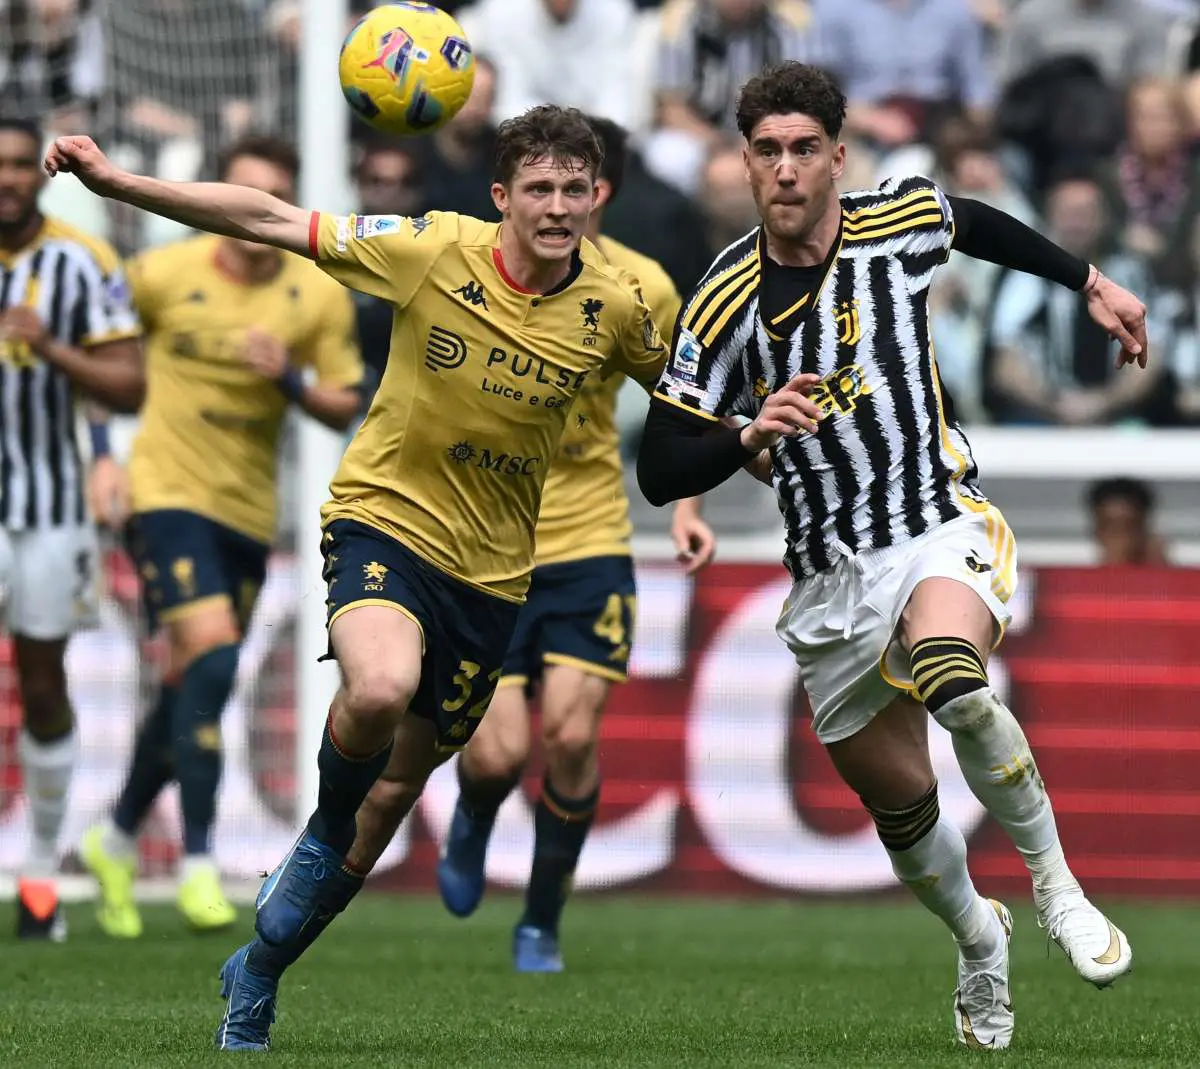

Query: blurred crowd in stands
9;0;1200;428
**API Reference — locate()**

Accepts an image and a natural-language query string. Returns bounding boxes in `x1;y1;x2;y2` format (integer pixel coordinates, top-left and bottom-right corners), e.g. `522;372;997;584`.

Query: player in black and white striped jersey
0;117;143;940
639;63;1148;1052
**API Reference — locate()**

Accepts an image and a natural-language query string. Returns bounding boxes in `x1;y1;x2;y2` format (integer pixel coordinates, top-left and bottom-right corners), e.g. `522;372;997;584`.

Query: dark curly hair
493;105;604;186
736;62;847;141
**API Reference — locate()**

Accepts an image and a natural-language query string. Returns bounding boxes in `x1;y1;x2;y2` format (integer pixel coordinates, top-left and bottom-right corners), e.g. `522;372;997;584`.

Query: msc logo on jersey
811;363;872;418
836;300;862;346
447;440;540;477
425;325;468;372
454;280;489;310
362;561;388;592
672;328;703;384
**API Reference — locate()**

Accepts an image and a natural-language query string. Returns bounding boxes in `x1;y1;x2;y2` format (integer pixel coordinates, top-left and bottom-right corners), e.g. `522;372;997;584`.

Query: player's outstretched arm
948;195;1149;369
44;136;311;256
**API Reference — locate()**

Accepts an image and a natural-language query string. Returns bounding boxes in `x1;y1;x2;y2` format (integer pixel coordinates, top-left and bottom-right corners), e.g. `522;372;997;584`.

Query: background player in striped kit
347;116;714;974
0;116;143;939
639;63;1148;1052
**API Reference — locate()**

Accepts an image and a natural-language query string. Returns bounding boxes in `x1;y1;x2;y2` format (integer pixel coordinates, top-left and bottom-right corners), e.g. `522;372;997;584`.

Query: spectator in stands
814;0;993;154
985;173;1163;425
1086;477;1169;565
420;54;499;222
928;117;1036;423
996;0;1173;90
1154;214;1200;423
646;0;820;194
352;140;426;404
696;140;761;258
456;0;639;128
1100;78;1200;283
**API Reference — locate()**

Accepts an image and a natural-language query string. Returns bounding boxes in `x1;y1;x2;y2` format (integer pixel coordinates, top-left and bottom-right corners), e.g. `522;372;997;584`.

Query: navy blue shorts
321;518;521;750
125;509;269;633
501;554;637;689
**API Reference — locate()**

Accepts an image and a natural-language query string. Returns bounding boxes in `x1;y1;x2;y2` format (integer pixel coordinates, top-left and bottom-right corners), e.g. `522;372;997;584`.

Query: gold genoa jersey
309;211;667;602
127;235;363;543
0;217;140;530
533;236;678;566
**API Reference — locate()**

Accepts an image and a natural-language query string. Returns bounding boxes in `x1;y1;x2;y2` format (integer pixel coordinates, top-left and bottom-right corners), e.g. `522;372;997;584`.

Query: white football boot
1038;889;1132;988
954;898;1014;1052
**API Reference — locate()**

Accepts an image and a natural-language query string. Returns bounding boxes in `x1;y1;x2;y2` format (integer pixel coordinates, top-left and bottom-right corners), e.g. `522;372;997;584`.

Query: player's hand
44;135;124;196
87;456;131;529
740;373;822;452
1083;268;1149;370
0;306;49;352
240;329;290;380
671;501;716;575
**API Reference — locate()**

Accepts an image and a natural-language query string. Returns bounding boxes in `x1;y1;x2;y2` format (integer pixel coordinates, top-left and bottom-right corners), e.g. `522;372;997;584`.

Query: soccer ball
339;3;476;137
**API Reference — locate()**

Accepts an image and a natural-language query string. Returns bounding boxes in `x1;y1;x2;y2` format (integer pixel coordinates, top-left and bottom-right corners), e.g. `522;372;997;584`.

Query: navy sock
113;684;178;836
305;715;393;857
520;778;598;934
247;864;366;980
457;759;520;828
173;644;239;856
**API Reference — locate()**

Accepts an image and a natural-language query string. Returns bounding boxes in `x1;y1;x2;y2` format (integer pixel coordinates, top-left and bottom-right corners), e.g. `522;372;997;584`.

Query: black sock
305;715;393;857
113;684;178;836
174;644;239;855
520;778;599;934
457;759;520;827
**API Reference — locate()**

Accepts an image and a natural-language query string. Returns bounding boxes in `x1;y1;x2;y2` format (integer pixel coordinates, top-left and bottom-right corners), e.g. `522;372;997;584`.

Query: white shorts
776;509;1018;745
0;524;101;640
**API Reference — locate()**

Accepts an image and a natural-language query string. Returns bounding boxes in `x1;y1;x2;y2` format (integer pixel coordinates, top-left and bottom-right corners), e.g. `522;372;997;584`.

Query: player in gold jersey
400;117;712;972
46;105;668;1051
76;136;363;941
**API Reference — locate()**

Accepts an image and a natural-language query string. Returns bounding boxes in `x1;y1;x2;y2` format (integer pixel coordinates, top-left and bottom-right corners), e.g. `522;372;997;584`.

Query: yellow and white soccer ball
339;3;476;137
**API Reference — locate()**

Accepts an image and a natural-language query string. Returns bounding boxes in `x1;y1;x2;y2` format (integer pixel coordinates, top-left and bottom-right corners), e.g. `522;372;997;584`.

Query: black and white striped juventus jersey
0;218;140;531
654;175;989;580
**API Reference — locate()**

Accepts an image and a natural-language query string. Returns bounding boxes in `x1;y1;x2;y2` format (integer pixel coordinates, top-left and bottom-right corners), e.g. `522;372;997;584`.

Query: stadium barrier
1;552;1195;900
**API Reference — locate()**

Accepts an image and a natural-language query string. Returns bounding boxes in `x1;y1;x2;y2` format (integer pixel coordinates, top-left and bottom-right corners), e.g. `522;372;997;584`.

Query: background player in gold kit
45;104;668;1051
77;135;363;940
403;116;711;972
0;117;142;941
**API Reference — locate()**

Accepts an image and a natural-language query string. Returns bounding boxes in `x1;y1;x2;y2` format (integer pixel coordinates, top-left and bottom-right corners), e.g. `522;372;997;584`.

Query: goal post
295;0;352;820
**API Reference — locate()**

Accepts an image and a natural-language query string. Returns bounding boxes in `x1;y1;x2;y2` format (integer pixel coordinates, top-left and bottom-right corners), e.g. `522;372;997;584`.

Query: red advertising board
1;557;1196;898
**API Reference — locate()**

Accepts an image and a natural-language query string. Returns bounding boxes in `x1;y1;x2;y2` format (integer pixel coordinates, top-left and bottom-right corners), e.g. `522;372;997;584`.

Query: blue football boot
214;943;277;1051
436;800;493;918
513;924;565;973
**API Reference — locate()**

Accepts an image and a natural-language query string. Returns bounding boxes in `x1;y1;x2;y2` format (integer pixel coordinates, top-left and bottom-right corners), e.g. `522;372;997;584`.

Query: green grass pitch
1;894;1195;1067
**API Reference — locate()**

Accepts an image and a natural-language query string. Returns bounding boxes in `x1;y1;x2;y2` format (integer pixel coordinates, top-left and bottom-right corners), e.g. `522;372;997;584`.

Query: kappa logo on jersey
185;290;206;304
836;300;862;346
672;328;703;384
811;363;873;418
354;215;402;241
453;280;489;310
409;215;432;236
425;325;468;372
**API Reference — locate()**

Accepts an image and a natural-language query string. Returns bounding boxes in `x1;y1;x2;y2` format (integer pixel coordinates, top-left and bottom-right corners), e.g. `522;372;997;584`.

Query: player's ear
593;177;610;211
491;181;509;218
831;141;845;182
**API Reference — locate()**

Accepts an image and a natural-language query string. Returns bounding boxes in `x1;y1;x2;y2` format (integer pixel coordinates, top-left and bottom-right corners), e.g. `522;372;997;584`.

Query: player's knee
342;670;416;734
466;729;528;782
909;636;989;718
542;713;598;777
